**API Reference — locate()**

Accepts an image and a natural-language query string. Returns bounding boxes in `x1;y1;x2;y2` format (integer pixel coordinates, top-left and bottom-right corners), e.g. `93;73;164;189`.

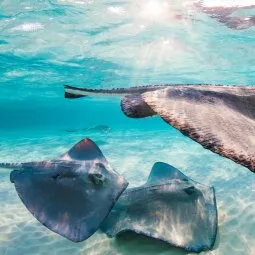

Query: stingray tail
0;162;22;169
64;85;135;99
64;85;87;99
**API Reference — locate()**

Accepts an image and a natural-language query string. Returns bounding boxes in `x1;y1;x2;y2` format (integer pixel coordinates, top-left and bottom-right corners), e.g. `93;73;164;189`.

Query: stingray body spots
101;162;218;253
141;86;255;172
8;138;128;242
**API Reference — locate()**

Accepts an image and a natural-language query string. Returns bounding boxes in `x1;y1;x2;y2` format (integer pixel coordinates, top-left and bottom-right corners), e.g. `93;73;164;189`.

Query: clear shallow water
0;1;254;255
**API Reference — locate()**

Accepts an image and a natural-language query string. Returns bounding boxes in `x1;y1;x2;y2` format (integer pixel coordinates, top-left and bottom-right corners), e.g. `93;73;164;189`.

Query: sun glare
139;0;170;22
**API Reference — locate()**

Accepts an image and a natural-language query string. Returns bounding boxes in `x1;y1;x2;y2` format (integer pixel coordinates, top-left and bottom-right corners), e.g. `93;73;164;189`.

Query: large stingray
101;162;218;253
0;138;128;242
64;84;255;173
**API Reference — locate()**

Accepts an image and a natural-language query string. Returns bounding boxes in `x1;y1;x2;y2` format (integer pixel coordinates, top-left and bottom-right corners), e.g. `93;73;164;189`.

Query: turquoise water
0;0;254;254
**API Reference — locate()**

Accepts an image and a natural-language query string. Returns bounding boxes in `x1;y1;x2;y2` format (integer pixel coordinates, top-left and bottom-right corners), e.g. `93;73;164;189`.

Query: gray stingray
64;84;255;173
101;162;218;253
1;138;128;242
195;1;255;30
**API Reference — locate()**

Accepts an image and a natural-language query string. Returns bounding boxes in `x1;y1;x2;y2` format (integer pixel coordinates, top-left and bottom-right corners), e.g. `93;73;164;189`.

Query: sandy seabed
0;129;254;255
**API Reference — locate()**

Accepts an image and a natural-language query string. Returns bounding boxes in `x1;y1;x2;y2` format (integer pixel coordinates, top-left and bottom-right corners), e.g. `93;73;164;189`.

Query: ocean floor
0;128;254;255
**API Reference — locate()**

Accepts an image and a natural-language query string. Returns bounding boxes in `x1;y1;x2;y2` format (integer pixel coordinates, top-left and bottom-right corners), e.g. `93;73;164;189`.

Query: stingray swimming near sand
0;138;128;242
102;161;217;253
64;84;255;173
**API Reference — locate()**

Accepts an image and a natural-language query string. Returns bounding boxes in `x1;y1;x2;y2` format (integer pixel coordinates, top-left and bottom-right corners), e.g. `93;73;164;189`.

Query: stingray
0;138;128;242
101;162;218;253
64;84;255;173
85;125;111;133
194;1;255;30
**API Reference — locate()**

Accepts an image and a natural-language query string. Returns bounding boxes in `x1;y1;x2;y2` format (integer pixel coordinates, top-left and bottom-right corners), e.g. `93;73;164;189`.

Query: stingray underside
142;85;255;172
10;138;128;242
101;162;217;253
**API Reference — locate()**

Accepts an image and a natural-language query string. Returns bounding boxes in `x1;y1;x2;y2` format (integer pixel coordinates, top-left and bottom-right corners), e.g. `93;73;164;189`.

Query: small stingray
195;1;255;30
1;138;128;242
64;129;78;133
84;125;111;133
101;162;218;253
64;84;255;173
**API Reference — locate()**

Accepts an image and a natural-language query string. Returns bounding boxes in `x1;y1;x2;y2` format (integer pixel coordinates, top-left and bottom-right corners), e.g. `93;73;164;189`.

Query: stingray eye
94;173;103;179
183;186;196;195
96;162;105;169
95;163;109;175
89;173;105;186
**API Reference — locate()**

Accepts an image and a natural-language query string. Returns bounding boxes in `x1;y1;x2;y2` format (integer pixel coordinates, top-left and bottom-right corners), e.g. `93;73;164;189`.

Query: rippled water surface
0;0;254;255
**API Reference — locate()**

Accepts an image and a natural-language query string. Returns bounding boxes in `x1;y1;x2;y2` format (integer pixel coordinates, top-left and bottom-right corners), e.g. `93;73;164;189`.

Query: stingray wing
143;85;255;172
58;138;107;162
10;138;128;242
101;162;217;252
